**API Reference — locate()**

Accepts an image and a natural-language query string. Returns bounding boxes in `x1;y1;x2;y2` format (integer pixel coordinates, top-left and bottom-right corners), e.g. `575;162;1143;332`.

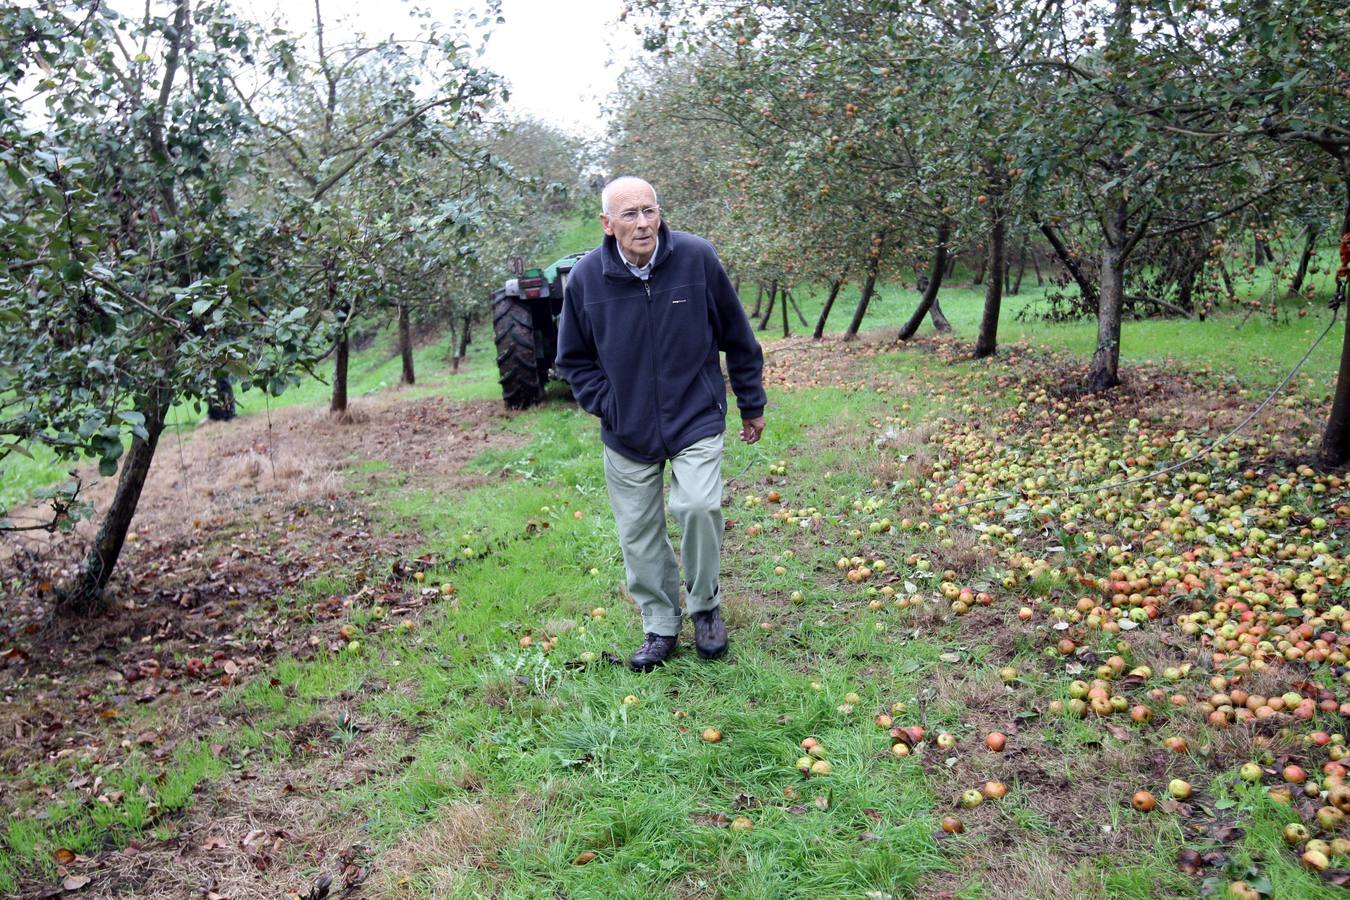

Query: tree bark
1087;201;1130;392
1254;217;1274;266
331;331;349;414
1317;179;1350;467
1040;223;1098;308
972;250;986;286
1217;257;1236;299
813;278;844;340
845;245;883;341
397;302;415;385
930;296;952;332
1289;224;1319;296
61;384;172;613
750;282;763;318
787;290;809;327
1011;241;1028;295
780;285;790;337
452;313;472;372
899;221;951;340
758;281;778;330
1175;258;1200;316
973;207;1006;358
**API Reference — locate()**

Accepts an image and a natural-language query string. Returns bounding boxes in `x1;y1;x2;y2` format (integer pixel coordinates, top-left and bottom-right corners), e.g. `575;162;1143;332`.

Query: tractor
490;251;588;409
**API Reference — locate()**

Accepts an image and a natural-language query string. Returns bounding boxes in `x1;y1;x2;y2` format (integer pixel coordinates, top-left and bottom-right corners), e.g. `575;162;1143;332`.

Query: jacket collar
600;221;675;281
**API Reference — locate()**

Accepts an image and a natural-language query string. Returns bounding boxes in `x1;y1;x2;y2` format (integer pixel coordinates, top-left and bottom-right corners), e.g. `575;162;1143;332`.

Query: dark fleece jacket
555;222;765;464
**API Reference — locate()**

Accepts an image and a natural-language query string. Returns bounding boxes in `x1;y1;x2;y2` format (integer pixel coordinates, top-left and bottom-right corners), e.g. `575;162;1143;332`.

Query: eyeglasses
611;206;661;224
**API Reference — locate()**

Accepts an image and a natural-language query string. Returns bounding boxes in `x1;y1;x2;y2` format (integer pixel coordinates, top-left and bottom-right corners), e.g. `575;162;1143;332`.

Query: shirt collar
617;233;659;280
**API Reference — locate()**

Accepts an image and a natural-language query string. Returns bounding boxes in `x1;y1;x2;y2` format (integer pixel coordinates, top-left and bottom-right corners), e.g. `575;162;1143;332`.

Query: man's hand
740;416;766;444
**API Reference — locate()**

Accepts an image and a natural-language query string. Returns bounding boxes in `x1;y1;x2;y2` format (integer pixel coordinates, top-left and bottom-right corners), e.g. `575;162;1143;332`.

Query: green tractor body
491;251;588;409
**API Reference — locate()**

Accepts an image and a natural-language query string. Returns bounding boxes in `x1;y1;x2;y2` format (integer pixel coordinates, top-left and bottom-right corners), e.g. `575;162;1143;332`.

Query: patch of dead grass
368;794;536;899
928;527;993;581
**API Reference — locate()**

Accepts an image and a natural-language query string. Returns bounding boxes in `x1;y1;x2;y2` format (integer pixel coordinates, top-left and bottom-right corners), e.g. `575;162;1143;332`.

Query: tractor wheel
492;290;545;409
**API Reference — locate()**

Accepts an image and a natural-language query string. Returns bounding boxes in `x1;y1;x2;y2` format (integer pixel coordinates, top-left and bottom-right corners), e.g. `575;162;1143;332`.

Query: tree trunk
844;247;883;341
813;278;844;340
1176;258;1200;315
1087;203;1129;392
750;282;763;318
973;208;1006;358
1011;241;1028;295
1289;225;1319;296
780;285;790;337
331;331;349;414
61;385;171;613
972;250;986;286
398;303;415;385
1040;223;1098;308
1032;248;1043;285
1254;223;1273;266
452;314;472;372
945;254;957;278
1218;257;1236;299
758;281;778;330
787;290;809;327
930;296;952;332
1317;183;1350;467
899;221;950;340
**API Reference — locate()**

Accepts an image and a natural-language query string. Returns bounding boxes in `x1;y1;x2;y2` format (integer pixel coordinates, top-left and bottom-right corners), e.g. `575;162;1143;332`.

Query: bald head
601;177;659;214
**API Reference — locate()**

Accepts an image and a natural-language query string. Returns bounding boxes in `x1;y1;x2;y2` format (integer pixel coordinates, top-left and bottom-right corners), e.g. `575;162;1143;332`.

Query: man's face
601;181;660;267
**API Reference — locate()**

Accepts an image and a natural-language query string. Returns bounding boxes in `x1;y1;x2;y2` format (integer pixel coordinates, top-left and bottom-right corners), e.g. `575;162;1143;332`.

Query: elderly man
556;177;766;671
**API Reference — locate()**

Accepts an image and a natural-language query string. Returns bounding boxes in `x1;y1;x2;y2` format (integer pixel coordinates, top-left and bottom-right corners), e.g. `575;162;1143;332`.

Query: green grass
5;228;1348;895
1;324;502;515
0;444;69;517
777;247;1343;390
544;207;604;260
0;739;227;893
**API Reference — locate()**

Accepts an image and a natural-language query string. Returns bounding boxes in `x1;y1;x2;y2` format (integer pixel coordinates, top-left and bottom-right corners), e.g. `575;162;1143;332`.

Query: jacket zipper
642;279;672;457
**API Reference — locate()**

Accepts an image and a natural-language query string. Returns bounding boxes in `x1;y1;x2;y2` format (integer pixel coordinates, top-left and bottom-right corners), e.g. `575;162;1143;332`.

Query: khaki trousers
602;434;724;637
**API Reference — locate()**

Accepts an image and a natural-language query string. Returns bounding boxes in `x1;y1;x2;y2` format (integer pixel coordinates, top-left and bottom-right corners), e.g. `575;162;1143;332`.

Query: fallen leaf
572;851;597;865
61;874;91;891
52;848;75;865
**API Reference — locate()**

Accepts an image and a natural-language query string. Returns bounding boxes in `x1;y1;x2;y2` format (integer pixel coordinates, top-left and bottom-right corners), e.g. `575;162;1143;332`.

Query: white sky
238;0;640;139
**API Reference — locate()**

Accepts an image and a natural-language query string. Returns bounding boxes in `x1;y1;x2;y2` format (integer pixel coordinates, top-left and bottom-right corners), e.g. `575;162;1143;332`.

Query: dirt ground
0;387;526;898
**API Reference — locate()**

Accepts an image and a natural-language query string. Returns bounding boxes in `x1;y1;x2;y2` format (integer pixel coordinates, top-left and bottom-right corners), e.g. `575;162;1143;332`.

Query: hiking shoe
630;633;677;672
692;608;728;660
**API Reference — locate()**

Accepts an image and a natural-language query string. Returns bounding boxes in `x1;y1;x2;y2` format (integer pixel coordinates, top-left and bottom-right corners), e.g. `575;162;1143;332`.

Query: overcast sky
237;0;641;139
